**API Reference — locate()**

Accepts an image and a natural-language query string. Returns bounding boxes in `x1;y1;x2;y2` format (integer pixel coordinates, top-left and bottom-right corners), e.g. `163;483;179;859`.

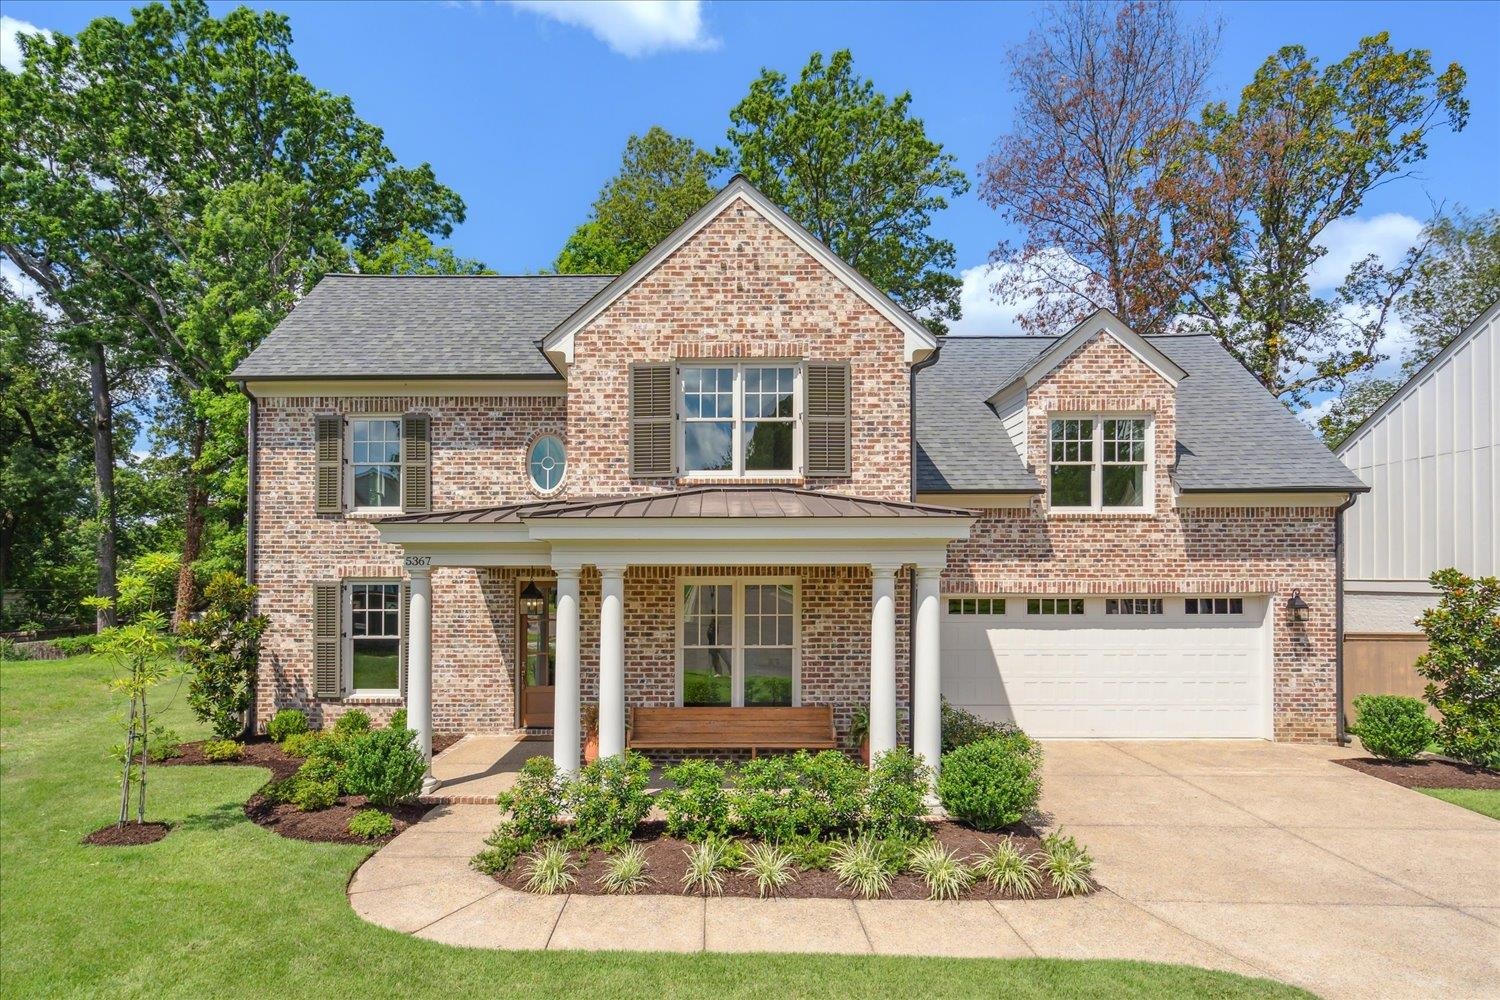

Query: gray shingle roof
380;486;970;524
916;334;1367;494
230;274;614;380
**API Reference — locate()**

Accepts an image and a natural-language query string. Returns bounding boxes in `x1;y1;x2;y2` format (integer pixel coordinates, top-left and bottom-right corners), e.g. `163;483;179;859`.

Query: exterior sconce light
1286;589;1310;624
520;581;545;617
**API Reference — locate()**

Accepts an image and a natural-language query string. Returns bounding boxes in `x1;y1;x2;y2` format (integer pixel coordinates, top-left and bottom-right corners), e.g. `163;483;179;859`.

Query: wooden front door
519;582;557;729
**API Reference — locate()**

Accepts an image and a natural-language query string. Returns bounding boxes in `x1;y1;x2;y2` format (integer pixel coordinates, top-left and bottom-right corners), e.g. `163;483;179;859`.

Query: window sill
343;694;404;706
678;474;806;486
343;509;405;520
1046;509;1158;520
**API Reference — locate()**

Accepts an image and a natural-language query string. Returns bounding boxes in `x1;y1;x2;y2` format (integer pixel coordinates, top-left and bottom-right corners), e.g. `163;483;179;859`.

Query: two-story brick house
233;176;1366;792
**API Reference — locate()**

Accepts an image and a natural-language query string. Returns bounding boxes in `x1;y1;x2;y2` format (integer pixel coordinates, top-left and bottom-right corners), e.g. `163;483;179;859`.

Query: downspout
906;341;944;752
1334;492;1358;745
241;384;259;740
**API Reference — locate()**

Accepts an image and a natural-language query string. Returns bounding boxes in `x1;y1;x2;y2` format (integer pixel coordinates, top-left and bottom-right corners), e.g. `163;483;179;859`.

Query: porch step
514;728;554;742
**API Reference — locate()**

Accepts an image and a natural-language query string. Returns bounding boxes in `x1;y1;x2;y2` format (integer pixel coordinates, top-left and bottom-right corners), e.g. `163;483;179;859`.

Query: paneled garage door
941;596;1270;738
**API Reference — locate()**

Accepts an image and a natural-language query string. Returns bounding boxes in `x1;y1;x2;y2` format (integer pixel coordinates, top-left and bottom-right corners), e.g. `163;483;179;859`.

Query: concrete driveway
354;739;1498;999
1040;740;1500;999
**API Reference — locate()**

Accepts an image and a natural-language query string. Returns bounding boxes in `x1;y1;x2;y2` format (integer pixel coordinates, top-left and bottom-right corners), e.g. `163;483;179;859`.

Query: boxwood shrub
1351;694;1437;761
342;724;425;807
266;709;308;743
937;732;1042;830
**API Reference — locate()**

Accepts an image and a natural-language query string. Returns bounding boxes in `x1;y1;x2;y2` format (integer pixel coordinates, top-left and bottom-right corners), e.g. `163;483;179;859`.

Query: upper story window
528;435;566;494
351;418;402;509
1048;415;1150;512
681;364;799;476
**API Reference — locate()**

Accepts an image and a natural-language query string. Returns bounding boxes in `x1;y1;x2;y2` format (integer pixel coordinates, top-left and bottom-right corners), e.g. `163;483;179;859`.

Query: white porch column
406;565;439;795
552;567;582;774
869;564;899;761
597;565;626;759
913;566;943;781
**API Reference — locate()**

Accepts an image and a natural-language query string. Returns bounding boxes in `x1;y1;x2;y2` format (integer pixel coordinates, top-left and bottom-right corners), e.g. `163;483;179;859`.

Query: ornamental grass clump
1041;830;1096;897
521;842;576;895
681;838;735;896
597;844;650;895
740;842;797;898
972;836;1042;898
830;836;895;899
908;841;975;901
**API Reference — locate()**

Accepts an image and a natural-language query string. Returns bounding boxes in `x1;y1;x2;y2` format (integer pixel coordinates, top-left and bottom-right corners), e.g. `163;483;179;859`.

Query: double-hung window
347;581;402;695
1048;415;1150;512
680;364;799;476
350;418;402;510
680;579;797;707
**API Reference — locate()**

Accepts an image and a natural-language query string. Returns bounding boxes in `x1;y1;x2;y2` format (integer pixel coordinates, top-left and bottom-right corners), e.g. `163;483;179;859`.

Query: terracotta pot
583;733;599;765
858;738;870;765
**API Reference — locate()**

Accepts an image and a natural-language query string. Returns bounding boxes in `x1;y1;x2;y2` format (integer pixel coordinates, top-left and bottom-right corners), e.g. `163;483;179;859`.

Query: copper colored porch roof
379;486;971;524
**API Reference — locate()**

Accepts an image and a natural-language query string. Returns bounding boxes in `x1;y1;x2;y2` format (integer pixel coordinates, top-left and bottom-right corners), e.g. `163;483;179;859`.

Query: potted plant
849;705;870;764
582;703;599;765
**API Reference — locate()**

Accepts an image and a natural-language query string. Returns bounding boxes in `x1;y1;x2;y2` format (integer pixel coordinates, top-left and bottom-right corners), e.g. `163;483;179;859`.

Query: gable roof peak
539;174;938;371
985;309;1188;405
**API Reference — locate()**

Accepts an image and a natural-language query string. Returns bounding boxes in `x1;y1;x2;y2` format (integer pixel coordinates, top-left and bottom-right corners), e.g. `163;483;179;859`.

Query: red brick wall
942;334;1339;742
564;197;913;501
252;394;562;732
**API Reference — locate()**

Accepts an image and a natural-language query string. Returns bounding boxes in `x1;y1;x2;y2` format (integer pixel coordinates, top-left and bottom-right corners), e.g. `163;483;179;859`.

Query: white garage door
941;596;1270;738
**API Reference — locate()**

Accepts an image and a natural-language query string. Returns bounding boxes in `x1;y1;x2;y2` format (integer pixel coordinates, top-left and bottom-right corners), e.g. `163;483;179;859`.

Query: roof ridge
319;272;621;279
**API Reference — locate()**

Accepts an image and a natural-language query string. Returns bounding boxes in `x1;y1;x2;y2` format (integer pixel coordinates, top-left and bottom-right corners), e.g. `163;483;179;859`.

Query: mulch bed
82;821;171;846
157;734;461;846
490;820;1089;901
1336;755;1500;790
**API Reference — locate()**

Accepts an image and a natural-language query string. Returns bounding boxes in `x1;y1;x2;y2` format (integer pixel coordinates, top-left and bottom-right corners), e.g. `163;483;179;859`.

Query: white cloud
2;15;51;73
947;250;1095;336
1308;212;1423;292
1296;396;1334;428
506;1;716;56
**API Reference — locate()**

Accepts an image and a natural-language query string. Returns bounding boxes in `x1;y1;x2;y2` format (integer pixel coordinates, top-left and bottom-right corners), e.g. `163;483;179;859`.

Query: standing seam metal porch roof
378;486;972;524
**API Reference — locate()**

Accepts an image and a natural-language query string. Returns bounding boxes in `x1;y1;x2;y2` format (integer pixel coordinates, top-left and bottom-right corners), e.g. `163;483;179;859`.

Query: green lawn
0;655;1313;1000
1419;787;1500;820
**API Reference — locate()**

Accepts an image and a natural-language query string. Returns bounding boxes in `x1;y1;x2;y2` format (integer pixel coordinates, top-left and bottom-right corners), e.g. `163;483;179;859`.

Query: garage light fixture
1286;589;1310;623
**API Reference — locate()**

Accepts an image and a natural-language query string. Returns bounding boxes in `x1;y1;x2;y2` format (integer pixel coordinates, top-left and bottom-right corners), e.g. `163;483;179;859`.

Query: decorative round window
528;435;566;494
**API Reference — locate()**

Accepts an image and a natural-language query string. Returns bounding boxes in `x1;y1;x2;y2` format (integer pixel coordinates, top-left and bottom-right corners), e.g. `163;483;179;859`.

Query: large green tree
554;126;723;275
1185;33;1468;407
727;50;968;332
1;1;474;627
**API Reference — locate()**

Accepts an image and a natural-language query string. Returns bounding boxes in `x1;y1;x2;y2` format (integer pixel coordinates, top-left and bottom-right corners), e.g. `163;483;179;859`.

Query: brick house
233;176;1366;791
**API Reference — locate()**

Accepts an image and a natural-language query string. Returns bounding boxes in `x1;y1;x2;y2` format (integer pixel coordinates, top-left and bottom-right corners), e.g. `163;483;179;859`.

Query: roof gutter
241;383;259;740
907;336;945;754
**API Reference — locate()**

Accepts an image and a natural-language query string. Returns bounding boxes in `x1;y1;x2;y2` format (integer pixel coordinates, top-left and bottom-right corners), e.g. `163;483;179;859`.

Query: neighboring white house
1336;300;1498;715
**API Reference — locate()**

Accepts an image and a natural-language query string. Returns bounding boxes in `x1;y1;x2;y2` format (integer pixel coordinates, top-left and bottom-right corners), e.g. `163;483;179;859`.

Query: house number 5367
403;556;432;569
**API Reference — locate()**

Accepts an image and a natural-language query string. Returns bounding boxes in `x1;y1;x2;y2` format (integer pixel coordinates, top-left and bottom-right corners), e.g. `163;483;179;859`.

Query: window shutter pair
312;413;432;513
804;362;851;477
311;580;412;701
629;364;675;477
628;362;852;478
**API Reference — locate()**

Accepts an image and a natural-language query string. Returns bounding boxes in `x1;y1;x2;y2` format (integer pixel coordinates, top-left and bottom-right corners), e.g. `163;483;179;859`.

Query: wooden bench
627;706;838;757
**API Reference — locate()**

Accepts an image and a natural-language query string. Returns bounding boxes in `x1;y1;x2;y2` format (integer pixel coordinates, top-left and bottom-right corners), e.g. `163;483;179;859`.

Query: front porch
377;486;974;793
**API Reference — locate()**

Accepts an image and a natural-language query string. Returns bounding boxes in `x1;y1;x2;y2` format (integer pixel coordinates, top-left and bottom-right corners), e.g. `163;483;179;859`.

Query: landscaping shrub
291;778;339;812
908;841;975;900
563;750;653;848
148;725;182;761
0;638;33;661
937;732;1042;830
831;836;895;899
740;842;797;898
342;725;425;807
347;809;395;840
864;747;930;838
50;634;100;656
1416;569;1500;770
521;842;577;895
181;573;267;739
1041;830;1096;897
333;709;372;736
658;759;731;841
1351;694;1437;761
201;739;243;762
598;844;650;895
973;836;1042;898
266;709;308;743
280;731;322;759
497;756;564;841
681;838;735;895
732;750;865;841
296;747;345;790
941;697;1023;752
260;777;298;805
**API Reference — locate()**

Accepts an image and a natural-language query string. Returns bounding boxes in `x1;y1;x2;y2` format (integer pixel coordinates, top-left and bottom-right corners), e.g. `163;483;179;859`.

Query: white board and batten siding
1337;301;1499;634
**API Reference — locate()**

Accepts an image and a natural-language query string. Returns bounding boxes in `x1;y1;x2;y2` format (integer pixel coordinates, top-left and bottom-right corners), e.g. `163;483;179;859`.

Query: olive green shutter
314;415;343;514
401;413;431;513
805;362;851;477
399;581;411;701
629;363;675;477
313;582;342;699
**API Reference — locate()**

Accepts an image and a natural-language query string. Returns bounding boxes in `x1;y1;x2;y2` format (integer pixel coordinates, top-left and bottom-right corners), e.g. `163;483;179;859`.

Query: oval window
528;435;566;493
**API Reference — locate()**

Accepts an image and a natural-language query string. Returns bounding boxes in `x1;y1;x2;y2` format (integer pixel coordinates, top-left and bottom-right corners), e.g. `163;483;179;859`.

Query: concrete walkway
354;740;1500;999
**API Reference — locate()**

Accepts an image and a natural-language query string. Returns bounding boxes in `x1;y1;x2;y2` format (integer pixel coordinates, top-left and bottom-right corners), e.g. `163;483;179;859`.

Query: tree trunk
89;342;119;632
173;417;208;630
118;695;137;827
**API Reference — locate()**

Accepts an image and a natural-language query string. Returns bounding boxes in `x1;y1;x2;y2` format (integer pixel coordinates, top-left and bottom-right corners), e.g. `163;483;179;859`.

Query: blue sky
5;0;1498;358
